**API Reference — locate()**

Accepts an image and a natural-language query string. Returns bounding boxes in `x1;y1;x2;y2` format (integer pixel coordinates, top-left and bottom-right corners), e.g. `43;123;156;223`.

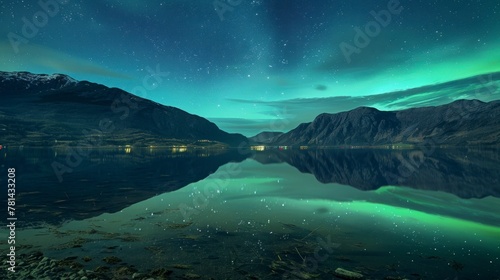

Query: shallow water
1;147;499;279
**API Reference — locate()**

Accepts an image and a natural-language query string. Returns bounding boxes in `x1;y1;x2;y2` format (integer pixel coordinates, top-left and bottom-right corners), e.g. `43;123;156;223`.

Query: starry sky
1;0;500;136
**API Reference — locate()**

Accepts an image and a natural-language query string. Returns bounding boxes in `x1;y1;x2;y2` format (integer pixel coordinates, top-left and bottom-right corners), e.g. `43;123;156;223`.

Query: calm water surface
0;147;499;279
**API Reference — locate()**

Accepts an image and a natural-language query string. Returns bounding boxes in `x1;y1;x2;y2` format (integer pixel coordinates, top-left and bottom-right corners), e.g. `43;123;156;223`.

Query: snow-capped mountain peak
0;71;78;90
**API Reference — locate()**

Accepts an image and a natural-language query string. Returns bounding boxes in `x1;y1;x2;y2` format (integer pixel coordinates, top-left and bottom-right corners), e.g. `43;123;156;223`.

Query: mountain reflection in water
252;148;500;198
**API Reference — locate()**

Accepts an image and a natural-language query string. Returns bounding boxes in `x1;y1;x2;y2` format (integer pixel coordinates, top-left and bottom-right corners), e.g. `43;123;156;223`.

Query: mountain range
0;71;247;147
259;99;500;146
2;71;500;147
249;131;284;144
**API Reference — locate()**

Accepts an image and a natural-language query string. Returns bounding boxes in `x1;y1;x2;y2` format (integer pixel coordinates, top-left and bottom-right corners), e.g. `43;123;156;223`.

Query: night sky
1;0;500;136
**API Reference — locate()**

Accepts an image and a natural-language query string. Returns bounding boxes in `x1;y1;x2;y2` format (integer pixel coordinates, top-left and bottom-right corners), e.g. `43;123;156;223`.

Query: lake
1;147;499;279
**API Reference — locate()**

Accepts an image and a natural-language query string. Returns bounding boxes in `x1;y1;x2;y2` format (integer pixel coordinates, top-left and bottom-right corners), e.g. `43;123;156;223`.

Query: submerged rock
172;264;191;269
132;272;145;279
334;268;364;279
102;256;122;264
182;272;201;279
150;268;173;277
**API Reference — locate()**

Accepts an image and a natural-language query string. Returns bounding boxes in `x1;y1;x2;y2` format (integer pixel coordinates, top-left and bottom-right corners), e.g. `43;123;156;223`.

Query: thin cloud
0;43;132;80
228;72;500;133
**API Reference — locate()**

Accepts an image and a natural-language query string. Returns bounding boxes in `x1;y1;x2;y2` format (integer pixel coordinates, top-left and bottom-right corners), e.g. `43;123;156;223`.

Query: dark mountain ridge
272;99;500;146
249;131;284;144
0;71;248;147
